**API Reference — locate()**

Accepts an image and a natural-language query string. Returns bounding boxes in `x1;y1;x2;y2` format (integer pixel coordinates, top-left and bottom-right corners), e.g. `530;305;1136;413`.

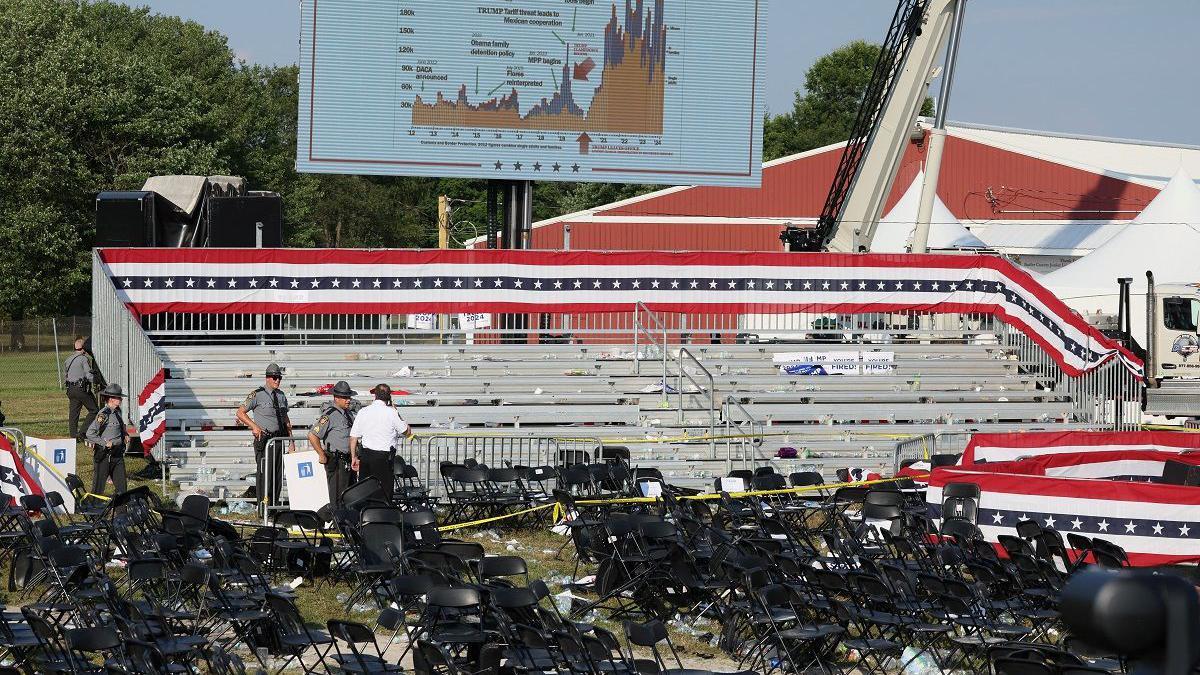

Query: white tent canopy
1040;167;1200;342
871;171;988;253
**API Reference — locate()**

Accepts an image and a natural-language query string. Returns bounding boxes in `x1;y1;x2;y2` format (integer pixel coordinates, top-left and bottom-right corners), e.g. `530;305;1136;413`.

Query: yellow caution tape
436;504;556;532
413;429;926;445
270;473;926;538
550;474;925;523
1141;424;1200;433
15;441;116;503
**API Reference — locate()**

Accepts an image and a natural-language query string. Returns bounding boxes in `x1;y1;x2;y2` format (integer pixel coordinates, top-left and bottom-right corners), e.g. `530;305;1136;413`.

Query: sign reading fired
298;0;767;187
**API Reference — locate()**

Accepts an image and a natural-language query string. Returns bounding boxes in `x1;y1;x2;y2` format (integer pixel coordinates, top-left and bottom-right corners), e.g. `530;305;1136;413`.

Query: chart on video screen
298;0;767;186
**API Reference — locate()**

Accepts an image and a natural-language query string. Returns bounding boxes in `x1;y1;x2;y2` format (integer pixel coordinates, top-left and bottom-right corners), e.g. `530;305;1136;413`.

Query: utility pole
437;195;450;249
437;195;450;341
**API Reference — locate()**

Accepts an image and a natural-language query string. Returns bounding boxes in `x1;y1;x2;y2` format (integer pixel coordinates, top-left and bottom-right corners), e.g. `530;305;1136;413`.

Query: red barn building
490;122;1200;273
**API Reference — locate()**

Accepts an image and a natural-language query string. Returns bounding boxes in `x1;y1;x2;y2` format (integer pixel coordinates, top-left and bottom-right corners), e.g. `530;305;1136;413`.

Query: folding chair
328;619;402;673
478;555;530;587
264;592;334;674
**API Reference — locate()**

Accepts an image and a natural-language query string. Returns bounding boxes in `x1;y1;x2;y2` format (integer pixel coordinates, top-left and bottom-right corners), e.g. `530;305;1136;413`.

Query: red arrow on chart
576;132;592;154
573;58;596;81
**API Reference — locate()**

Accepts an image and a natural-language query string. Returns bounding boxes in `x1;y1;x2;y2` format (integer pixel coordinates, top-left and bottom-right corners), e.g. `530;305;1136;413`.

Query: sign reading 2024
298;0;767;187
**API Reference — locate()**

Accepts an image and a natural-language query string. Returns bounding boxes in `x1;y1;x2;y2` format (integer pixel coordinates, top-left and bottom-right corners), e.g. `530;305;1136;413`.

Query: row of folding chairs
556;476;1129;674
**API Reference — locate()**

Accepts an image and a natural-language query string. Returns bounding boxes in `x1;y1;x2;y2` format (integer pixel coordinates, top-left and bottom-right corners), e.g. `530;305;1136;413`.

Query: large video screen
297;0;767;187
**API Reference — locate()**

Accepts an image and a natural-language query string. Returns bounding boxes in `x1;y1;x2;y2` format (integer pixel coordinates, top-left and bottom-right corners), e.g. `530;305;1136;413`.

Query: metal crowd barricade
893;433;938;473
554;437;603;466
91;252;166;429
261;434;308;522
417;435;557;500
412;434;604;500
0;427;28;454
259;433;607;518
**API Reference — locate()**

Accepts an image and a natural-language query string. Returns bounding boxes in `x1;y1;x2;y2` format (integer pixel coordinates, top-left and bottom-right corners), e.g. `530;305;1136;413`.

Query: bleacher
156;339;1096;503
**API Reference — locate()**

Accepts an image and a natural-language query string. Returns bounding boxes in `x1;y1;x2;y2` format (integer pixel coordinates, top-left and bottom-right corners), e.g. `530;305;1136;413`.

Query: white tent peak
1040;167;1200;343
871;170;988;253
1131;166;1200;227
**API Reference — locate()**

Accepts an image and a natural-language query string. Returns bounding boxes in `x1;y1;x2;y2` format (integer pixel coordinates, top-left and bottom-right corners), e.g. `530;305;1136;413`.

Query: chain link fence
0;316;89;353
0;316;91;435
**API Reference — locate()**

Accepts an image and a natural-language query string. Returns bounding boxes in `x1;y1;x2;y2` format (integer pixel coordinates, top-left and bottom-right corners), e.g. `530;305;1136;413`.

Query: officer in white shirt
349;383;412;503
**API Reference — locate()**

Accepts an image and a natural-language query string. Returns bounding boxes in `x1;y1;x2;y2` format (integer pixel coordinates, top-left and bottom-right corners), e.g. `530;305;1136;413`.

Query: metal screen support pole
486;182;499;249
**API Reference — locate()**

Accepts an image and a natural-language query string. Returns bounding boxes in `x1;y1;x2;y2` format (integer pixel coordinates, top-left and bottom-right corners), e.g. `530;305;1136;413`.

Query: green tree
763;40;933;161
0;0;674;319
0;0;246;316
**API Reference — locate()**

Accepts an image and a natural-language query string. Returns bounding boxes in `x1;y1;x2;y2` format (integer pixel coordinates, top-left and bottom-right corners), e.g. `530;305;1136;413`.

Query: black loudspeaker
1162;460;1200;486
95;191;158;246
207;194;282;247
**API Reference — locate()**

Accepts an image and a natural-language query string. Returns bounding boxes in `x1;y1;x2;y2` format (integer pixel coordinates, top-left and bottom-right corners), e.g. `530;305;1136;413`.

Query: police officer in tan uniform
307;380;358;508
84;384;134;496
235;363;294;505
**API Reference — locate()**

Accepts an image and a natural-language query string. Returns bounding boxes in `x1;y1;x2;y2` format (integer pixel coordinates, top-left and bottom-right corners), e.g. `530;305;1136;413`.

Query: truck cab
1151;284;1200;379
1144;283;1200;417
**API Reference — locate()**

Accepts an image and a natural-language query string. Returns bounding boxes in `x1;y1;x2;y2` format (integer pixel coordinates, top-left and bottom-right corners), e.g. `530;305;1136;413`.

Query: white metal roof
968;220;1126;256
947;122;1200;189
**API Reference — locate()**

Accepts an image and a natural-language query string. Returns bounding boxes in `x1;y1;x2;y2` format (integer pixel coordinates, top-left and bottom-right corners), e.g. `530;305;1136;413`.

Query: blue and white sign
298;0;768;186
26;437;75;513
284;450;329;514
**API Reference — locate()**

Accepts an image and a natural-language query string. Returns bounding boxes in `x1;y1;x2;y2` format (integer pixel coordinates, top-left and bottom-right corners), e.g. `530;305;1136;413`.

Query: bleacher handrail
676;347;716;458
722;396;766;471
632;300;668;378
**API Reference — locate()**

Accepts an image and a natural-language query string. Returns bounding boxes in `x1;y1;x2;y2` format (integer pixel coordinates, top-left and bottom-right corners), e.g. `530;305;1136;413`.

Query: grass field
0;352;729;667
1;351;71;439
0;351;159;497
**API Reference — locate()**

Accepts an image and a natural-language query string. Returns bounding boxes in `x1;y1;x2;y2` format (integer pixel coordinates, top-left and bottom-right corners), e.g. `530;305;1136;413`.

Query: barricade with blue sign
283;449;329;514
26;437;76;513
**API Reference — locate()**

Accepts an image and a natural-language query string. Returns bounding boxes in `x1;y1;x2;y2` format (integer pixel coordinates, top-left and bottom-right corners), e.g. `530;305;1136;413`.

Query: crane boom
782;0;961;253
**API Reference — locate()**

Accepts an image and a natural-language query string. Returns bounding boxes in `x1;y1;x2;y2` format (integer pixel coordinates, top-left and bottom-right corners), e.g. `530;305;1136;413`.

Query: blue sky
123;0;1200;145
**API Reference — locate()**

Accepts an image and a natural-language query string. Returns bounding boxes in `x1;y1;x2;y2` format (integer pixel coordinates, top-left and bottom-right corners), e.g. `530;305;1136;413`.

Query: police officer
235;363;294;505
349;384;412;504
307;381;359;508
64;337;99;440
85;383;134;496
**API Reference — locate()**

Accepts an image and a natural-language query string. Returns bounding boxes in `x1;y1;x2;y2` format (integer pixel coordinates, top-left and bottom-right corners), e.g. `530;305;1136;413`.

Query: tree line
0;0;888;318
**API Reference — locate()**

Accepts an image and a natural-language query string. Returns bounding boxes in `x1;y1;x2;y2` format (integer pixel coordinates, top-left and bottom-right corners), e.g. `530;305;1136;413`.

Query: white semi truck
1142;276;1200;417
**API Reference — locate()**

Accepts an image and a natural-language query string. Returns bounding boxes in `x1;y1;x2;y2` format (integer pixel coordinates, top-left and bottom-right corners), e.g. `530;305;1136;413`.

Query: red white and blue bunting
98;249;1142;378
930;450;1200;566
962;430;1200;464
137;369;167;455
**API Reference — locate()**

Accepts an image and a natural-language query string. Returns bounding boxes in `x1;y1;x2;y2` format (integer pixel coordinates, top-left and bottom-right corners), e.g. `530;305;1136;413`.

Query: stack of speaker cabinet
95;175;282;248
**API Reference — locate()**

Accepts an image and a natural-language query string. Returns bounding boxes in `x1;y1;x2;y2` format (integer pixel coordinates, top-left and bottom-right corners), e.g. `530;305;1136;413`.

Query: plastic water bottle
900;647;940;675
